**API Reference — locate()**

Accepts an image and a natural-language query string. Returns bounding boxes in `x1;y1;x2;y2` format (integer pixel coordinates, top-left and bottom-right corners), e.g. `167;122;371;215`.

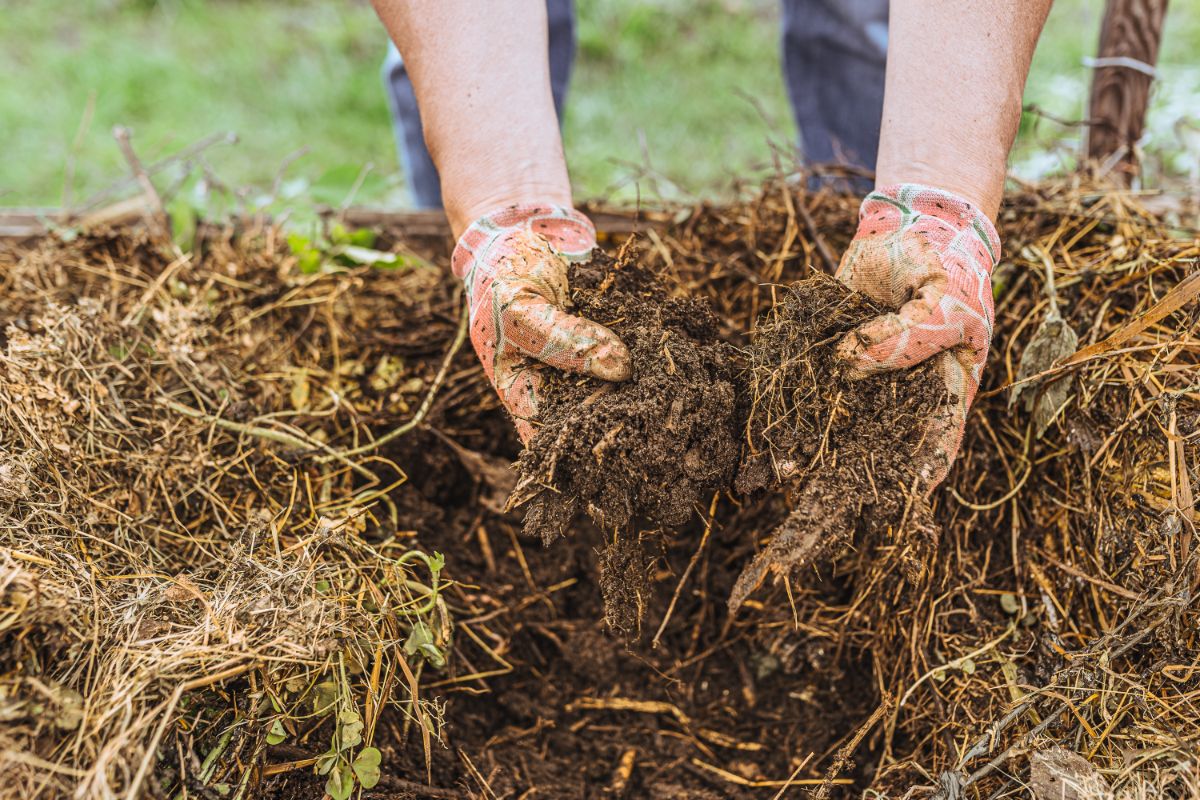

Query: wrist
857;184;1001;268
874;132;1009;221
449;182;574;239
439;144;574;238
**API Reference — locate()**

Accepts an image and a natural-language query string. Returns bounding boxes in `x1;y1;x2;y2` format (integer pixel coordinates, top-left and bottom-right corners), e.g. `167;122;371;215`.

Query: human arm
370;1;630;443
371;0;571;237
837;0;1053;488
875;0;1053;218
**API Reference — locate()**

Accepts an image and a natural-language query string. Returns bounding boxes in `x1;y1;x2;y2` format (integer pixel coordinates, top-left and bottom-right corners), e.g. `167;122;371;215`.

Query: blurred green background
2;0;1197;211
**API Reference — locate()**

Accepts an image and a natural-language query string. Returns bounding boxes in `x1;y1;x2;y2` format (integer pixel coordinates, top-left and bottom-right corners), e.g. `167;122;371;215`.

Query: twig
111;125;168;240
651;492;719;648
796;197;837;273
814;696;893;800
160;398;377;483
690;759;853;788
78;130;237;213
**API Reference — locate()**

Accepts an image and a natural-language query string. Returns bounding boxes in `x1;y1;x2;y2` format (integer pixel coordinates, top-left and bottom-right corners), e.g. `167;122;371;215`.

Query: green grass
0;1;401;209
2;0;1197;211
568;0;792;204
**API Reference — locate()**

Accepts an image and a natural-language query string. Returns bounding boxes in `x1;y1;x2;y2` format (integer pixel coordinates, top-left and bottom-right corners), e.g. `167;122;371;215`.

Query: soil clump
515;259;947;620
730;274;945;609
511;251;741;547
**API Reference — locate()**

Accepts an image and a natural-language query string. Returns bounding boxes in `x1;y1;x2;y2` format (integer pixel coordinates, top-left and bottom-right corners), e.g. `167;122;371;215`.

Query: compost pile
2;178;1200;799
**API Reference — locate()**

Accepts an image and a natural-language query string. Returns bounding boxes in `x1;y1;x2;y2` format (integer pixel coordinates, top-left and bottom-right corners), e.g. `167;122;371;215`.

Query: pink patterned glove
835;184;1001;489
451;205;632;443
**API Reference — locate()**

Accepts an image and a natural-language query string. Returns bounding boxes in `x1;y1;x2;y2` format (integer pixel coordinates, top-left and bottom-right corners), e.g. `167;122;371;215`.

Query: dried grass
2;175;1199;798
0;229;453;799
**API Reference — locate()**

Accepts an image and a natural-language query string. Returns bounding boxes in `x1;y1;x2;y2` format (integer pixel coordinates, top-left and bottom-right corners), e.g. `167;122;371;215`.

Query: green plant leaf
325;762;355;800
168;194;198;253
1000;592;1021;615
315;751;338;776
352;746;382;789
266;718;287;745
334;243;399;267
348;227;376;248
403;620;434;658
403;620;447;668
286;232;311;255
338;709;364;749
311;681;338;715
328;222;352;244
296;249;323;274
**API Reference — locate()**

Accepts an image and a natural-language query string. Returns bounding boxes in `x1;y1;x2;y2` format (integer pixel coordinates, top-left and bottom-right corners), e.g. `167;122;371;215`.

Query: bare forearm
875;0;1052;219
371;0;571;236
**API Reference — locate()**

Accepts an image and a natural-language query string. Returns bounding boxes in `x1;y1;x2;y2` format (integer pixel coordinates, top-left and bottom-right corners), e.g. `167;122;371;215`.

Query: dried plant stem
318;298;468;463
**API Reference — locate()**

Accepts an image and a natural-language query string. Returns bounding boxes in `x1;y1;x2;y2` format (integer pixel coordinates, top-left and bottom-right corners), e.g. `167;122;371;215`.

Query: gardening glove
835;184;1001;490
452;205;632;443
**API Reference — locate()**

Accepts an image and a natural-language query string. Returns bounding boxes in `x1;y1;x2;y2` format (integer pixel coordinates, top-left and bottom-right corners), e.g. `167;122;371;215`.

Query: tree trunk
1085;0;1168;183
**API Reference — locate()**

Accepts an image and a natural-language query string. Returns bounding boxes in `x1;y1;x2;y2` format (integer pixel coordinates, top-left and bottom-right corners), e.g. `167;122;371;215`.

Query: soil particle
730;273;944;610
512;251;741;547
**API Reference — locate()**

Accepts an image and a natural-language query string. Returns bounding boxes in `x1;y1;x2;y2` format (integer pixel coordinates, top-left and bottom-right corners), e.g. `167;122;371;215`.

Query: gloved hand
451;205;632;443
835;184;1001;490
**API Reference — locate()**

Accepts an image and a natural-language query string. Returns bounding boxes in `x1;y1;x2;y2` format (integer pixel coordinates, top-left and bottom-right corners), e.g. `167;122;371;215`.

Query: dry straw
2;174;1199;798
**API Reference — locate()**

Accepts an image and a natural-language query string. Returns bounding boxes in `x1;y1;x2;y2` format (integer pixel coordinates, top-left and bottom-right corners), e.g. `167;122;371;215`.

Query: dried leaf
368;354;406;392
1029;747;1112;800
1010;308;1078;438
266;718;287;745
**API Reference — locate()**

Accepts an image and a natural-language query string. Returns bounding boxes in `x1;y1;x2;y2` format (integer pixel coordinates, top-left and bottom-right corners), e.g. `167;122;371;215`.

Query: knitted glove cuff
451;205;596;281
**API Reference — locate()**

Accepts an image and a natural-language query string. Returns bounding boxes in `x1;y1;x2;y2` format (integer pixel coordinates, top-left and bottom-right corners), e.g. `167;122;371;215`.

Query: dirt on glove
510;249;742;550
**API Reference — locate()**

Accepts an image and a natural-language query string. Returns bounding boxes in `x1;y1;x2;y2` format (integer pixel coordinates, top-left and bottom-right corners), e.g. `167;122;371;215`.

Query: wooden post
1085;0;1168;183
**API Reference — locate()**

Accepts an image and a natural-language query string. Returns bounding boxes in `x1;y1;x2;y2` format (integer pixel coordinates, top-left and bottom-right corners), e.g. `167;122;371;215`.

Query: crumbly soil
596;528;654;634
730;274;945;610
514;258;946;619
511;251;742;547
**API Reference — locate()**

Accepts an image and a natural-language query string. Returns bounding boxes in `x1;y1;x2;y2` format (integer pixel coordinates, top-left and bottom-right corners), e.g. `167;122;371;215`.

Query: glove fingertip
583;335;633;382
514;418;536;445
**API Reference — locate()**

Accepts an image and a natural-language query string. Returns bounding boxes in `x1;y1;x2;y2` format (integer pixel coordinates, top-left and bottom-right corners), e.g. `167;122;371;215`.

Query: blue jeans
382;0;887;208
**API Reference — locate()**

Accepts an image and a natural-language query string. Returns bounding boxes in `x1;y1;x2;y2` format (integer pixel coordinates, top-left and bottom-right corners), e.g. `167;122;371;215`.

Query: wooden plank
0;193;157;239
0;210;59;239
334;205;672;240
1;203;672;241
1085;0;1169;183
